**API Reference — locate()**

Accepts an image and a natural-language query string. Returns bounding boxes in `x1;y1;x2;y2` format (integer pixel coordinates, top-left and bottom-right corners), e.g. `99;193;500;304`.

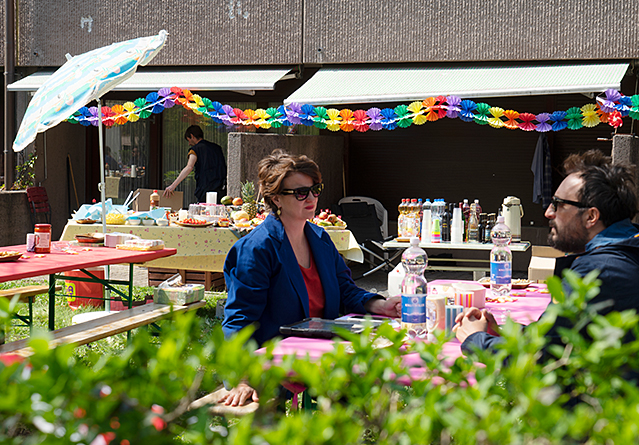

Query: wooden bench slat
0;301;205;356
0;285;62;303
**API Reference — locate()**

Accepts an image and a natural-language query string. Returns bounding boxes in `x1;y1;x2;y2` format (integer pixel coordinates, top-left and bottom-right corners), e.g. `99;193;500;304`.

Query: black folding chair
333;201;401;280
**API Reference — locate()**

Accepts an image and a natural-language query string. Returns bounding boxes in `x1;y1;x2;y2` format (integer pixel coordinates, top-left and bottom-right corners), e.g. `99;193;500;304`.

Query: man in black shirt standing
163;125;227;202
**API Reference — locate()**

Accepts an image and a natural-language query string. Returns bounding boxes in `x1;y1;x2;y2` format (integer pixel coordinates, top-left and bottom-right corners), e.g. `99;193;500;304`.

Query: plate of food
174;220;213;228
76;218;98;224
322;225;348;230
478;277;531;289
0;251;22;262
74;233;104;243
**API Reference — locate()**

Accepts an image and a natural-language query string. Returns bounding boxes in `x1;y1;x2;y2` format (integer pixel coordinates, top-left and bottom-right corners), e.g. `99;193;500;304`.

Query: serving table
60;221;364;273
382;240;532;280
0;243;176;330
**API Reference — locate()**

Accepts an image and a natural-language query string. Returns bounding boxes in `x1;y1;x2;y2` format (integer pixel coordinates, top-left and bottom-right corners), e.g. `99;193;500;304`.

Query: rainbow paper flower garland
68;88;637;132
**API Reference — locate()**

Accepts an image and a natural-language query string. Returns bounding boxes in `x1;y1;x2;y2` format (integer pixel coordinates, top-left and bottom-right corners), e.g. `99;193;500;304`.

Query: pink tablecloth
257;280;552;386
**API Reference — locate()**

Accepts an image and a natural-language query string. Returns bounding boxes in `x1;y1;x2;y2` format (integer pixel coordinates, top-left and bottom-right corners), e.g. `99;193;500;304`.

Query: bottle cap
410;237;420;246
497;215;505;223
153;190;158;193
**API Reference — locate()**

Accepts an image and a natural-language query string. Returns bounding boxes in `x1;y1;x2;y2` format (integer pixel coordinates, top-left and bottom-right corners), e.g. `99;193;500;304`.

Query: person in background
163;125;227;202
104;146;119;171
454;149;639;356
220;149;401;406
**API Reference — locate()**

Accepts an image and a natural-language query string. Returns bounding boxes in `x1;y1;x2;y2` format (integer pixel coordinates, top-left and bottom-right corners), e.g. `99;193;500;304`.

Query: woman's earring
277;208;282;216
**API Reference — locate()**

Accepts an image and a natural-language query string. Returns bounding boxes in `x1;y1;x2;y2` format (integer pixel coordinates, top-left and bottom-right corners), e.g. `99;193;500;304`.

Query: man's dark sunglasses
280;183;324;201
550;196;589;211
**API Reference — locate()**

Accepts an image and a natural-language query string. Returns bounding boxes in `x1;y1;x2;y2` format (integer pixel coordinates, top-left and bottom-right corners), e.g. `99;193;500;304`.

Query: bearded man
455;150;639;352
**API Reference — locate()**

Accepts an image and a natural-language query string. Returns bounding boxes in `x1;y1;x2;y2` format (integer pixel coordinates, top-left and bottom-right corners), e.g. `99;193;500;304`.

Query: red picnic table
0;242;176;330
256;280;552;401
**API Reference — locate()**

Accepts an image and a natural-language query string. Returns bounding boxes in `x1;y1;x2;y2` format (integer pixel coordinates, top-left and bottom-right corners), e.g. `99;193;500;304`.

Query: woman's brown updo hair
257;149;322;215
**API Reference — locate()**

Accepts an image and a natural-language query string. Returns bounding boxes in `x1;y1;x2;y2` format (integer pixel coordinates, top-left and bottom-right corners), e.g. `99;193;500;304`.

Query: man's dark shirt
189;140;227;202
463;220;639;353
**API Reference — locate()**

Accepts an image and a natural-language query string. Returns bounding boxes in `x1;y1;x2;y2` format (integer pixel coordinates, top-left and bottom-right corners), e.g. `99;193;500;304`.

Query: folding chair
332;200;401;280
26;186;52;229
338;196;388;238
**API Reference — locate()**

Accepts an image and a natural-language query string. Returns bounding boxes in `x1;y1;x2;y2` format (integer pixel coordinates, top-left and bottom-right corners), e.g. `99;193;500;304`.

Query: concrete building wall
0;191;31;247
14;0;303;66
4;1;639;66
303;1;639;63
34;124;87;240
227;132;344;211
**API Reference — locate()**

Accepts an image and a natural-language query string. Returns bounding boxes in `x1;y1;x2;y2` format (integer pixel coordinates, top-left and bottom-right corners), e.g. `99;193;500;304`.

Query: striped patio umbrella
12;30;168;232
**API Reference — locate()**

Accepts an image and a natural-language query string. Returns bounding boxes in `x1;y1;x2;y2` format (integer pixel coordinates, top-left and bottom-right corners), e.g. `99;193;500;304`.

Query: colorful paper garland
67;88;637;133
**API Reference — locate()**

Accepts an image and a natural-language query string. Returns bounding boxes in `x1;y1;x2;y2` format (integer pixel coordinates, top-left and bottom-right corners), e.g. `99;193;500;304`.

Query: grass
1;279;226;359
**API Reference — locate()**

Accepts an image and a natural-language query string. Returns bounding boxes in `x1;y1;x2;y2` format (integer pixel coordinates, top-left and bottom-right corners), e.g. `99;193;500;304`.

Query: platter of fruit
311;210;347;230
0;251;22;262
174;218;213;228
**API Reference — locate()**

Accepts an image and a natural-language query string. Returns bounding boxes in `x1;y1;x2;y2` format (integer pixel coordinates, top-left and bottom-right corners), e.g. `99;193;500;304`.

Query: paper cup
446;305;464;333
453;282;486;308
26;233;37;252
426;294;446;332
206;192;217;204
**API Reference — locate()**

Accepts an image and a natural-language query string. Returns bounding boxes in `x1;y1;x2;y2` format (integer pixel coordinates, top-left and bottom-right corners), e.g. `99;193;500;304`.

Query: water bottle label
491;262;511;284
401;294;426;324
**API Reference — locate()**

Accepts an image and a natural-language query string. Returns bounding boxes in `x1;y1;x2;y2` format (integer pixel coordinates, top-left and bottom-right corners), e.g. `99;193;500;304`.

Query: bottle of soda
467;203;480;243
398;199;407;238
441;203;452;242
401;237;428;338
478;213;487;243
430;199;442;243
462;199;471;241
490;216;512;297
409;198;420;238
474;199;482;216
484;213;496;244
421;199;432;242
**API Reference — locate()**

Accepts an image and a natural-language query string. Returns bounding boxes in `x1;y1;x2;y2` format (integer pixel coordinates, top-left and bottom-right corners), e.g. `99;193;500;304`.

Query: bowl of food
142;219;156;226
126;218;141;225
156;218;169;226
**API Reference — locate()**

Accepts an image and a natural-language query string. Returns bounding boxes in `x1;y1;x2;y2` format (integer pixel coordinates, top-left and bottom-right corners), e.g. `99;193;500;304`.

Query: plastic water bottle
401;237;428;338
490;215;512;297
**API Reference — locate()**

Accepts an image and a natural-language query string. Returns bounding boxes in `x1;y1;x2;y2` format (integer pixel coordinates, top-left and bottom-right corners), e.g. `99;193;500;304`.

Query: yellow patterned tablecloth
60;222;363;272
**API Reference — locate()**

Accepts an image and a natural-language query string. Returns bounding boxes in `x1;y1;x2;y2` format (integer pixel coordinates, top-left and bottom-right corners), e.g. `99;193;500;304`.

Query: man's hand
453;307;490;343
217;382;259;407
163;186;174;198
365;296;401;318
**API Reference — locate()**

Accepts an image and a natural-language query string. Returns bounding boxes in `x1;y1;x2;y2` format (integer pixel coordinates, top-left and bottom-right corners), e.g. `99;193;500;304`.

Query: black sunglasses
550;196;589;211
280;183;324;201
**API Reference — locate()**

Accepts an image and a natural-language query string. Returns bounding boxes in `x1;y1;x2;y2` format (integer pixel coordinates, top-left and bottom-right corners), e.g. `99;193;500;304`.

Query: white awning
284;63;630;105
8;68;294;93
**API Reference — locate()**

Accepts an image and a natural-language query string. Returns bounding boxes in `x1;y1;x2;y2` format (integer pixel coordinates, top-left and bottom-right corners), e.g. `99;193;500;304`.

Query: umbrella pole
98;98;106;233
97;98;111;313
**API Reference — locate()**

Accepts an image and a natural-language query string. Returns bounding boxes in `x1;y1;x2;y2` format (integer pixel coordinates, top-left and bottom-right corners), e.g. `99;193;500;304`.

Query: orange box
64;268;104;310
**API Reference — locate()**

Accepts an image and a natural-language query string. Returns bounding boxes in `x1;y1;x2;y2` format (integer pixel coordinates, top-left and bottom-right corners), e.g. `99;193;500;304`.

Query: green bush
2;270;639;444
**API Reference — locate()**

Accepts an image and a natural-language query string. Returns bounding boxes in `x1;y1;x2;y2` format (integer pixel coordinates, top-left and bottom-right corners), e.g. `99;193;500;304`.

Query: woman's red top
299;253;326;318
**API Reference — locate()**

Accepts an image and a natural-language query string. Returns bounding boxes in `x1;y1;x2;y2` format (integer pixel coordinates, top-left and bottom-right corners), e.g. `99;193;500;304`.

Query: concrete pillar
611;134;639;222
227;133;345;211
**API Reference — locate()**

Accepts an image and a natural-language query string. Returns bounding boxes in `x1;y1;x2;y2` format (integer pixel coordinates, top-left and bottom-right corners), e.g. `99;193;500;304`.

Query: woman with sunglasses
220;150;401;407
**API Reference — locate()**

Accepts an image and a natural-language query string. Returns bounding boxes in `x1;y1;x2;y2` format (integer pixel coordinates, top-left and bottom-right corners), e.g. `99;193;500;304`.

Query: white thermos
502;196;524;243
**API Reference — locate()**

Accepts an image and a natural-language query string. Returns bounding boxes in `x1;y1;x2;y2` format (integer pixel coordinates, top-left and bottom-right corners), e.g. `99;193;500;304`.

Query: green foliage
2;272;639;444
12;151;37;190
163;170;195;188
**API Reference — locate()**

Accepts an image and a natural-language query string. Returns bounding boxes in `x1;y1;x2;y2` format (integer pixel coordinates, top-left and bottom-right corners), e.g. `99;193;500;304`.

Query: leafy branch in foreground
2;271;639;444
